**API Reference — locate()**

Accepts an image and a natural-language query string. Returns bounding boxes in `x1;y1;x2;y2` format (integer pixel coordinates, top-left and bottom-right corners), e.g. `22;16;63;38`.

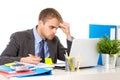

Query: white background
0;0;120;53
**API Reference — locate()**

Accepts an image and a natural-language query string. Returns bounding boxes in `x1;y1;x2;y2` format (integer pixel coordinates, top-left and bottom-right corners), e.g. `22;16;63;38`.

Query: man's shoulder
15;29;32;34
10;29;33;39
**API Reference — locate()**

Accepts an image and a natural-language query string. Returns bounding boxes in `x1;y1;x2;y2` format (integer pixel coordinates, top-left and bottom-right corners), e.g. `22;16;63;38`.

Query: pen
64;50;70;71
64;50;68;57
28;54;37;58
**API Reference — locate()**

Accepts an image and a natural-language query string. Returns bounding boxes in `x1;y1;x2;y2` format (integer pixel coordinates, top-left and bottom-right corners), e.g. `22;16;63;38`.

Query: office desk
1;66;120;80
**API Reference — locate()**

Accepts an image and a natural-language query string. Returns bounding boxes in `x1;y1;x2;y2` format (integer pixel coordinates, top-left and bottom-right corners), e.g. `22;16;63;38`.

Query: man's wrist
67;36;74;42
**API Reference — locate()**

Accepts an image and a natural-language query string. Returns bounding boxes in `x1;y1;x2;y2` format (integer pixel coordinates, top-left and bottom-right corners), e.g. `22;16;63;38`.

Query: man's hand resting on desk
20;54;42;65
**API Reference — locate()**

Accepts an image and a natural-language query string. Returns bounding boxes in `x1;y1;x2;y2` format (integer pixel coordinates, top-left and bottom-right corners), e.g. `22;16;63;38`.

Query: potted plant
97;35;120;68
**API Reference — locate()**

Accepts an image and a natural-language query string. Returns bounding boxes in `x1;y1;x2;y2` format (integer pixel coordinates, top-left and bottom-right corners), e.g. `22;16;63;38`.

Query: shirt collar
33;26;42;43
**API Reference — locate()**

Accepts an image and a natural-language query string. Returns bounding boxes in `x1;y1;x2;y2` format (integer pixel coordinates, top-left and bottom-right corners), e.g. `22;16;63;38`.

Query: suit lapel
47;40;57;61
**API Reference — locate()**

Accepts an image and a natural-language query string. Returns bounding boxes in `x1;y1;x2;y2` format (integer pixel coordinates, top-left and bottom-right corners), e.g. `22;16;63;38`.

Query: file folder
15;68;52;78
0;64;52;77
89;24;116;39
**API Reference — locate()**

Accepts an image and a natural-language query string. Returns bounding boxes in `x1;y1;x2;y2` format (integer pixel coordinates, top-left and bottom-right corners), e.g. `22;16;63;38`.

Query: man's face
38;18;60;40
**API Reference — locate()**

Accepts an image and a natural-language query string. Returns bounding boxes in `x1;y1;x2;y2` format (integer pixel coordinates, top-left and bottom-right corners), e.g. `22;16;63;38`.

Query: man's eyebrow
51;26;56;28
50;25;58;28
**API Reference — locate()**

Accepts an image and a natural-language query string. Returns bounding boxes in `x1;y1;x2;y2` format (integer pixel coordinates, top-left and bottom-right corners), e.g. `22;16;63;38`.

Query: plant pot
116;55;120;67
102;54;117;69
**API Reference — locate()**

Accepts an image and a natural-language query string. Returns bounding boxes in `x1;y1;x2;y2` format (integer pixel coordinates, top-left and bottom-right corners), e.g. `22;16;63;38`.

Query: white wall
0;0;120;53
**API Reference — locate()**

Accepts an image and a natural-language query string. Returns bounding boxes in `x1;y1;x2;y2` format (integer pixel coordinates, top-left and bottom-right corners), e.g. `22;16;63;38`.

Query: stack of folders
0;62;52;78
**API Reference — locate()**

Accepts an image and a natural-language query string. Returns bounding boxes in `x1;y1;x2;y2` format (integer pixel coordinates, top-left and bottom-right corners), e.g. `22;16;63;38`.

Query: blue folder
0;64;52;78
0;65;15;73
89;24;116;38
16;68;52;78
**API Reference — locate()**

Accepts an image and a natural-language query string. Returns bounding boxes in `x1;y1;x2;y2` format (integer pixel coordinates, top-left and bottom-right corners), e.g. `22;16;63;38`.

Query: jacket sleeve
0;33;21;65
57;37;72;62
67;39;72;56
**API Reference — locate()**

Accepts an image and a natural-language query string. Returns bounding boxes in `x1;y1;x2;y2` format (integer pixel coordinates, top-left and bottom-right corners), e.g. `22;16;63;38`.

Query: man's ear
38;20;43;26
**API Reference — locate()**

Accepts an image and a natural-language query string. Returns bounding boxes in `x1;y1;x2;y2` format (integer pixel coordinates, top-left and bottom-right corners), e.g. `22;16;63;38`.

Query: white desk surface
1;66;120;80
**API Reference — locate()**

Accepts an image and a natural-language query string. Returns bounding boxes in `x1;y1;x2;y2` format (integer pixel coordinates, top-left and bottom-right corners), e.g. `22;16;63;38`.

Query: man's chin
47;37;54;40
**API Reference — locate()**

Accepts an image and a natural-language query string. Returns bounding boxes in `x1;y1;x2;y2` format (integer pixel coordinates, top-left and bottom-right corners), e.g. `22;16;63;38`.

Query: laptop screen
70;38;99;68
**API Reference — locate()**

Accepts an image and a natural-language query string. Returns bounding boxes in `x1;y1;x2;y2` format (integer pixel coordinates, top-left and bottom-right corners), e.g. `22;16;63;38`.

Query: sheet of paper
37;63;54;68
54;60;65;67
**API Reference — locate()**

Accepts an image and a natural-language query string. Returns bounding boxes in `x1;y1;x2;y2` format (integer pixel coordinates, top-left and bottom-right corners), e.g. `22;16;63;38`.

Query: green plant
97;35;120;55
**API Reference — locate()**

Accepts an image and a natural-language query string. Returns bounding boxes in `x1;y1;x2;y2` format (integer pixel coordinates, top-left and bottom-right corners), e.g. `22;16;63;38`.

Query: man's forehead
46;20;60;27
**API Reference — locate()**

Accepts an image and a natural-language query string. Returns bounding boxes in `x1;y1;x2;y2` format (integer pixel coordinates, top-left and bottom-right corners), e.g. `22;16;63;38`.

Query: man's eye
50;26;54;29
49;26;58;30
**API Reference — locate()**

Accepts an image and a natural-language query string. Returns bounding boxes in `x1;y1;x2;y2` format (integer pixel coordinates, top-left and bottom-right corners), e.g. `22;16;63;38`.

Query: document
54;60;65;67
110;28;115;40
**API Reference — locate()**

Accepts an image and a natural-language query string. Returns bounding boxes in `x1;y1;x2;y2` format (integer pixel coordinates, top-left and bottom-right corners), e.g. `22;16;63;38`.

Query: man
0;8;73;65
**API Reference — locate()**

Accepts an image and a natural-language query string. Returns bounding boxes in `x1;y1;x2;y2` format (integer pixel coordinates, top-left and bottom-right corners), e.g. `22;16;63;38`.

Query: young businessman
0;8;73;65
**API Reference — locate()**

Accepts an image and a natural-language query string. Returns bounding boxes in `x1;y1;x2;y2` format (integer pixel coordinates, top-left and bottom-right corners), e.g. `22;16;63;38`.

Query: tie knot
40;40;44;44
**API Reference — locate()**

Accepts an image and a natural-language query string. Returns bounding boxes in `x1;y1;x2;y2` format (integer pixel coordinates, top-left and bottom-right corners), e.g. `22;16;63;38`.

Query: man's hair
38;8;63;24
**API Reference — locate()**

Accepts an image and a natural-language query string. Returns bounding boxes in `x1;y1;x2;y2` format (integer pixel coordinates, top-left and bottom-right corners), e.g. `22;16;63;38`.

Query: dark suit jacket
0;29;72;65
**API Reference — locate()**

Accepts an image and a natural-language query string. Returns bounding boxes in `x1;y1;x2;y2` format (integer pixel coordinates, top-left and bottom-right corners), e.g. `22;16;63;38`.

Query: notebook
70;38;99;68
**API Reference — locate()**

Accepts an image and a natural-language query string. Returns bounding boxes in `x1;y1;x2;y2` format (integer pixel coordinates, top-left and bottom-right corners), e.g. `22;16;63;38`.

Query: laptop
70;38;99;68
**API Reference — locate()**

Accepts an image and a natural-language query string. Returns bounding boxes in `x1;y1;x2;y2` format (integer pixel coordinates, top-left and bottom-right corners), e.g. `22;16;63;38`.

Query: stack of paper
0;62;52;78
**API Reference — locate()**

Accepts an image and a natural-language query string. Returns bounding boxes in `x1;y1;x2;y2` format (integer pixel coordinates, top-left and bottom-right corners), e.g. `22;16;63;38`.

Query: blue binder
89;24;117;65
89;24;116;38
